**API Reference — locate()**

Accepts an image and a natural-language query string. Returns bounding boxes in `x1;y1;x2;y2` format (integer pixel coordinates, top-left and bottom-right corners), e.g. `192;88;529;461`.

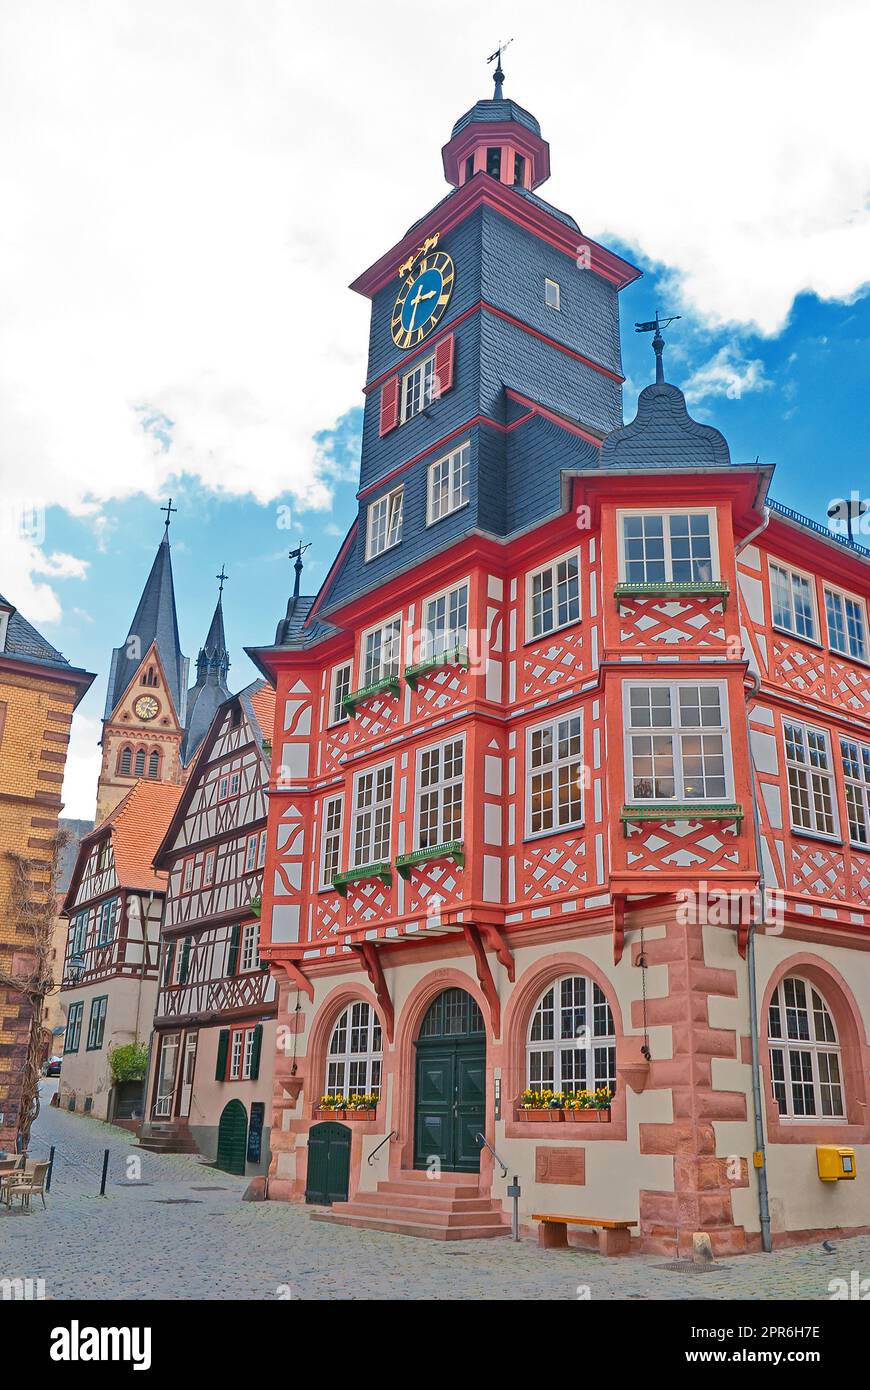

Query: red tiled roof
104;780;184;891
248;683;276;741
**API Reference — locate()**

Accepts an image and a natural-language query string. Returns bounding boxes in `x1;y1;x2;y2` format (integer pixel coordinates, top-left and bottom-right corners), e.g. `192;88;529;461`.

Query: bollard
99;1148;110;1197
46;1145;55;1192
507;1175;521;1242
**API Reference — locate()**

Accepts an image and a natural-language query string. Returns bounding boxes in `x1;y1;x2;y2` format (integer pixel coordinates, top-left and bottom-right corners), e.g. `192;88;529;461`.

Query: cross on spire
216;564;228;597
486;38;514;100
160;497;177;532
635;311;682;385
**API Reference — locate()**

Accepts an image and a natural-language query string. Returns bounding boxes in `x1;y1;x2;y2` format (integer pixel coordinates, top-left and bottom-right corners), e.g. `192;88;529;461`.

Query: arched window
118;746;132;776
325;1002;382;1100
768;977;844;1118
148;749;160;779
527;975;616;1095
141;666;158;687
134;748;145;776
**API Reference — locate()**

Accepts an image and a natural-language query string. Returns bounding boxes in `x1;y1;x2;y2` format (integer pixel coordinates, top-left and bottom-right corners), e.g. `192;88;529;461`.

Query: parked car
44;1056;62;1077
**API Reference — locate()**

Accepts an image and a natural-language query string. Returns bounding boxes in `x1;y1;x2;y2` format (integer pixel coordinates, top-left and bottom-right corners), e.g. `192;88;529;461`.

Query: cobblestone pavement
0;1084;867;1300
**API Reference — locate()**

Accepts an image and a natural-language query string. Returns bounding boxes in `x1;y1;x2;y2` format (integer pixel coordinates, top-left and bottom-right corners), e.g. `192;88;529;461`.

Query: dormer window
544;278;560;311
486;147;502;178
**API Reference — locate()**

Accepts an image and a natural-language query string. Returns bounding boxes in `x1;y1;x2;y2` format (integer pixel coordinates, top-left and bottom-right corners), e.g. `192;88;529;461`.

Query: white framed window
329;661;353;724
841;738;870;846
228;1025;258;1081
421;581;468;660
768;977;844;1119
230;771;240;795
361;616;401;686
824;585;868;662
325;1001;382;1099
257;829;267;869
182;858;194;892
527;713;584;836
527;550;581;639
544;278;561;310
400;353;435;423
218;775;229;800
624;682;731;803
769;560;817;642
366;486;404;560
427;442;470;523
416;737;464;849
351;763;393;866
527;975;616;1094
240;921;260;972
320;795;343;887
619;509;717;585
203;849;215;887
245;833;258;873
783;721;837;838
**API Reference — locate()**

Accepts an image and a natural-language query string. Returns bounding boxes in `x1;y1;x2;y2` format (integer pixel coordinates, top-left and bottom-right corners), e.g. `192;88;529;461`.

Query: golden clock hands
408;285;437;329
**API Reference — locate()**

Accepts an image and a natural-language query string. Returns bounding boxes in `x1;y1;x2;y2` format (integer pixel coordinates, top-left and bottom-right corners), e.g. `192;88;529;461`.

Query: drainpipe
735;506;773;1252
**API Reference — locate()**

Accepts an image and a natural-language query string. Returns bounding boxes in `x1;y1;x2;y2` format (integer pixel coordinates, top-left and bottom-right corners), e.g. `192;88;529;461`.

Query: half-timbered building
141;680;277;1175
249;69;870;1253
59;780;182;1122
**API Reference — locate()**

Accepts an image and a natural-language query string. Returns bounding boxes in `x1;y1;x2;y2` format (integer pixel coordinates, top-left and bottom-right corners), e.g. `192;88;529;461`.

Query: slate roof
103;533;188;723
598;381;732;472
0;594;71;667
180;595;231;766
450;98;542;139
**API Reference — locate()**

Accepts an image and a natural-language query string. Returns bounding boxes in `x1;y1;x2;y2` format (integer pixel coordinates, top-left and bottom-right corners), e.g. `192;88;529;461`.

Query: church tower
180;572;231;766
95;508;189;823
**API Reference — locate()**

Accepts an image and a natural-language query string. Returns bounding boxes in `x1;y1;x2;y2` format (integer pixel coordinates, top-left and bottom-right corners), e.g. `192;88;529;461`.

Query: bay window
840;737;870;846
624;682;730;803
528;551;581;639
619;510;715;585
527;713;584;835
351;763;393;866
361;617;401;686
421;582;468;660
416;738;464;848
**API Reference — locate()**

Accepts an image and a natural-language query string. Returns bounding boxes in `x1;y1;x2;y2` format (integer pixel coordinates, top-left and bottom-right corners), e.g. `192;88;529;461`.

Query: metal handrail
475;1131;508;1179
367;1130;398;1166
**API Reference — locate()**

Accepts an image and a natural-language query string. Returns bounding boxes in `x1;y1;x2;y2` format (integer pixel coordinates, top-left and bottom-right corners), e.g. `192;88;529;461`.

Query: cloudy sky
1;0;869;819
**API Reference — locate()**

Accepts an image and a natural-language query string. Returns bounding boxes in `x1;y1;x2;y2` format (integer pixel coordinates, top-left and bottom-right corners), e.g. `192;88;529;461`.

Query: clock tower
95;513;190;823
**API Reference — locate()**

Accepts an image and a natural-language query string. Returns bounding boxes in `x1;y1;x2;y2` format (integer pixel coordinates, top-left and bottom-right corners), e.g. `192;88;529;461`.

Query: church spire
181;570;232;765
102;506;188;724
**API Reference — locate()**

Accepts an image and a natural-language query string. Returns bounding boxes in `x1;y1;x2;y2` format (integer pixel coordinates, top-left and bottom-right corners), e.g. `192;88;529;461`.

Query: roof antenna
487;38;514;100
288;542;311;600
160;497;177;533
635;311;681;385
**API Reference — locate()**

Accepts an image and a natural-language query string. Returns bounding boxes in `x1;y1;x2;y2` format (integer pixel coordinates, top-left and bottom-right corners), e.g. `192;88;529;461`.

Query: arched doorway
414;987;486;1173
305;1122;351;1205
216;1099;248;1175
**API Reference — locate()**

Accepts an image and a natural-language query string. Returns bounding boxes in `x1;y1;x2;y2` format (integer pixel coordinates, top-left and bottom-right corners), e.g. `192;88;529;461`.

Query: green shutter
215;1028;230;1081
249;1024;263;1081
179;935;192;984
226;923;240;977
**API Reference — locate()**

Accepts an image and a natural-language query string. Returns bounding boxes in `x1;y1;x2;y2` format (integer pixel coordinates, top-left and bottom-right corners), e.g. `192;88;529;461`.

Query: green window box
404;646;469;690
332;863;393;896
614;581;730;603
342;676;401;717
395;841;465;879
620;803;744;832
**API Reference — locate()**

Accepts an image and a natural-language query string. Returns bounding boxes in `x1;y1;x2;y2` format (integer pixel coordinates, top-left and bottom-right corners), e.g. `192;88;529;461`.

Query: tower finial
486;38;514;100
634;311;682;385
216;563;228;598
160;497;177;533
288;541;311;601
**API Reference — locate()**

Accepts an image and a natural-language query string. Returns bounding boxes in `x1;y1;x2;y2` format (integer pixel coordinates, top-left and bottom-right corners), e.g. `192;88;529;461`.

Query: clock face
134;695;159;721
391;251;455;349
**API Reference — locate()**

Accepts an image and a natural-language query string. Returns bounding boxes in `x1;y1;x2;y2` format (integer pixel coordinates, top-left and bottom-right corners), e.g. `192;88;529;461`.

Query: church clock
391;250;455;349
133;694;159;721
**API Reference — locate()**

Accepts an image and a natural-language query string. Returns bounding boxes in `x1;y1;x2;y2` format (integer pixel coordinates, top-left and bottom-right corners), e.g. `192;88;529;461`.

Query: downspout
735;507;773;1252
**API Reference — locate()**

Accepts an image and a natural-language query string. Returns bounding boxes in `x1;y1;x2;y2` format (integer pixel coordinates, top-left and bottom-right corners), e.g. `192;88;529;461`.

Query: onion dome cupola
441;50;550;191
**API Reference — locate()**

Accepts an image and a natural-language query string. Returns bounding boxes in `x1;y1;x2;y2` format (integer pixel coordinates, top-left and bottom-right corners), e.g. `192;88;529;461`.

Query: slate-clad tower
251;69;870;1255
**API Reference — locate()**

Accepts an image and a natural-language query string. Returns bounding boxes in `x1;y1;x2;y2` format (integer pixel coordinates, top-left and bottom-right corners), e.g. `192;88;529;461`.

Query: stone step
375;1177;480;1200
311;1210;510;1241
353;1189;494;1214
332;1198;506;1228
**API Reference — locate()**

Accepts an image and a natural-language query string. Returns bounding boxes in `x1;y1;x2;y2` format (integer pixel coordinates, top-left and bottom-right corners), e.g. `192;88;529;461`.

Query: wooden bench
532;1213;637;1256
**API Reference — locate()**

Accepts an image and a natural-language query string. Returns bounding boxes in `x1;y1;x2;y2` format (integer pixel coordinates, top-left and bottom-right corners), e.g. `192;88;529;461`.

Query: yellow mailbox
817;1146;857;1181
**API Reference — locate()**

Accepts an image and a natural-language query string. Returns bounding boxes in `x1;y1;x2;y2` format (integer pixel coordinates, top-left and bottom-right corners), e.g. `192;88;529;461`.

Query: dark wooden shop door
413;988;486;1173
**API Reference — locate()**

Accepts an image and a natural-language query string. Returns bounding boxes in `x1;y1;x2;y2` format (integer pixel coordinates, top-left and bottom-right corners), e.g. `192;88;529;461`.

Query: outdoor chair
3;1159;49;1212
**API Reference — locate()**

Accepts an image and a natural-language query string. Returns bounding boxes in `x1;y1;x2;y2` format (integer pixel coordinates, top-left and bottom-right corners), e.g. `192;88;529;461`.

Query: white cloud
683;345;770;403
60;712;101;823
2;0;869;618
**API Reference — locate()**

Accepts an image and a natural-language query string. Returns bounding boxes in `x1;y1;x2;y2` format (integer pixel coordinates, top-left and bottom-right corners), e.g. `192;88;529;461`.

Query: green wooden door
414;989;486;1173
305;1122;351;1204
216;1099;248;1175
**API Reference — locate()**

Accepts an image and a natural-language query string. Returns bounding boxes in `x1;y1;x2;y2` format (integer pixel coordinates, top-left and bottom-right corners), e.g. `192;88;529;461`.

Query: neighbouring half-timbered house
59;780;182;1123
141;680;277;1175
248;68;870;1254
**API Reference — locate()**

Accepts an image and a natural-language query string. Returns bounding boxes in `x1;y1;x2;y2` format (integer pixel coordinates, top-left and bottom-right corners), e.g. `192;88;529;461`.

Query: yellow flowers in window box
564;1088;613;1122
517;1088;567;1121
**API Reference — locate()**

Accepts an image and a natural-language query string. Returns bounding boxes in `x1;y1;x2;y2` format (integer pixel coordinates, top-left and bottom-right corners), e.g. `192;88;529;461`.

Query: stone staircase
137;1121;200;1155
311;1172;511;1240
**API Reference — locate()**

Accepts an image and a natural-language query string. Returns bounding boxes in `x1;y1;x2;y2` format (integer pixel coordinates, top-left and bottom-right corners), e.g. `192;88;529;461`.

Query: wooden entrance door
216;1099;248;1175
413;988;486;1173
178;1032;197;1117
305;1122;351;1204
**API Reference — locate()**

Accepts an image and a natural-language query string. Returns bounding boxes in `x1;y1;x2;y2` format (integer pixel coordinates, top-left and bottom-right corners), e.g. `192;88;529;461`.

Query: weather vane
216;564;228;597
288;541;311;600
487;38;514;99
635;311;681;384
160;497;177;531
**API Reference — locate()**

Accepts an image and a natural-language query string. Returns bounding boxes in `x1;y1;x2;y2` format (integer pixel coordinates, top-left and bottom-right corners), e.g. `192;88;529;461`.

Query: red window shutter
433;334;454;397
379;375;399;435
